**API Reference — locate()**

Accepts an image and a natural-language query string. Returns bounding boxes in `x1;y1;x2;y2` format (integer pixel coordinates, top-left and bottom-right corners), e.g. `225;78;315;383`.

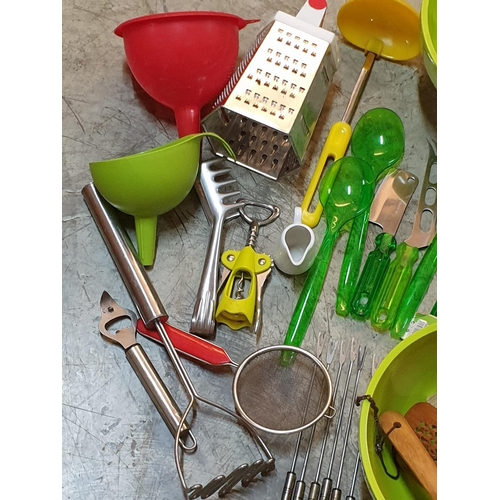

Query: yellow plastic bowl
421;0;437;87
359;323;437;499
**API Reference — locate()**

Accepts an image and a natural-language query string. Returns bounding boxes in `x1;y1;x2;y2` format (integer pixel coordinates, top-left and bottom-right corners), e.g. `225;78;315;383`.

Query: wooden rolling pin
379;410;437;500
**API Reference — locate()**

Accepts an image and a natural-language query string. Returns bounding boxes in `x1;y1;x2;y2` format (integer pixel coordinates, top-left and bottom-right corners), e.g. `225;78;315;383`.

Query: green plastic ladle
335;108;405;317
282;156;374;364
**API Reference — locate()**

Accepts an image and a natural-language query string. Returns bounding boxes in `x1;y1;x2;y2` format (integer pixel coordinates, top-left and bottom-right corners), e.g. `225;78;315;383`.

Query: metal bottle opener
98;291;196;452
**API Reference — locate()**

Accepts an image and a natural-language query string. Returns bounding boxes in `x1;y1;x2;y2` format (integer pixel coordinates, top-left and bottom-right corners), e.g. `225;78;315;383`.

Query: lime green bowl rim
89;133;205;167
359;322;437;499
421;0;437;65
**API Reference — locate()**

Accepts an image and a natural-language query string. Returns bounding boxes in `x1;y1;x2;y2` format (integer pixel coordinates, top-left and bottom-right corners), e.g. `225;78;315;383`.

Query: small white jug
273;207;318;275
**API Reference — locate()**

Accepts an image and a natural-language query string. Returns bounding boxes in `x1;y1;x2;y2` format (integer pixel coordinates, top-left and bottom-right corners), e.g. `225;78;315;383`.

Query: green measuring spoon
282;157;374;364
335;108;406;316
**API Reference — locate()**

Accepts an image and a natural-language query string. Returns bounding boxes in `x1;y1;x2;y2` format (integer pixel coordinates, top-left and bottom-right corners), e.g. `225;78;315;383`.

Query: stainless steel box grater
202;1;340;180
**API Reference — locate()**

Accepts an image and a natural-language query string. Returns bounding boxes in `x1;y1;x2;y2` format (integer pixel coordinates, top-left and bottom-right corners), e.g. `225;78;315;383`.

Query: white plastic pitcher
273;207;318;275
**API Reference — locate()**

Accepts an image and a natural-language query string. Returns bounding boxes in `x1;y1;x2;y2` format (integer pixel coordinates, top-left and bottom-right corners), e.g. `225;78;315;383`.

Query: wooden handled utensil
379;410;437;500
405;402;437;463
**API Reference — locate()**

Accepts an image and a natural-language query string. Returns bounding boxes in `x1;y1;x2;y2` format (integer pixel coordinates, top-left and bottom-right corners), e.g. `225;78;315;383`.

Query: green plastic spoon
335;108;406;316
282;157;374;364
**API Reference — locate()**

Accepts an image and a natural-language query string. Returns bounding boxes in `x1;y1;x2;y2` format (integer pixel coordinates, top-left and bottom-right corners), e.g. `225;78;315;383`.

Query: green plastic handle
282;227;340;363
369;242;419;332
390;235;437;339
350;232;397;320
430;301;437;317
335;209;370;317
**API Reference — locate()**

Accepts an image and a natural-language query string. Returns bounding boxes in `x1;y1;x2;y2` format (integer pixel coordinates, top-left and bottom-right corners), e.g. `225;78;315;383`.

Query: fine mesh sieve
233;345;333;434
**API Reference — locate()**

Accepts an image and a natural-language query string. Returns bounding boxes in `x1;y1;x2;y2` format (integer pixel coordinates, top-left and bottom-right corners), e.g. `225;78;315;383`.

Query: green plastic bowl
359;323;437;499
89;132;234;266
421;0;437;87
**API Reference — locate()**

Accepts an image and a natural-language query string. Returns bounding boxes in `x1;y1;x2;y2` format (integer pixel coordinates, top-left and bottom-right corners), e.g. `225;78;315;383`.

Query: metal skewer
345;451;361;500
292;338;338;500
330;346;366;500
281;332;328;500
319;338;359;500
307;340;346;500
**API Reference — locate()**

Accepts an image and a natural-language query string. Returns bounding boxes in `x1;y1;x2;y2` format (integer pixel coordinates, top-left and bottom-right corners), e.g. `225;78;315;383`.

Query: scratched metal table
62;0;437;498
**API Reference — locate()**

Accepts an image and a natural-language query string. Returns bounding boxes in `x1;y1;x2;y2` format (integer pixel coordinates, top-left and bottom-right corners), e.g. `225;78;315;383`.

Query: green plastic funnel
89;132;235;266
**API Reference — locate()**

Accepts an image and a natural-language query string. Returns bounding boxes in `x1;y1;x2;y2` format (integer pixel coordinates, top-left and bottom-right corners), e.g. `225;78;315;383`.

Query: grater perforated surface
225;21;330;132
202;16;337;180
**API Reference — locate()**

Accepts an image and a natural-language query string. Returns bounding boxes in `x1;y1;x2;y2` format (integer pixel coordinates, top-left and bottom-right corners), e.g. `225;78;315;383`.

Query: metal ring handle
237;200;280;227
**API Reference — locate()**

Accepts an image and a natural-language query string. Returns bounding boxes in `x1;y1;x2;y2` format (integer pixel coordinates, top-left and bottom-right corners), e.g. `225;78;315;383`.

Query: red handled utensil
136;318;237;368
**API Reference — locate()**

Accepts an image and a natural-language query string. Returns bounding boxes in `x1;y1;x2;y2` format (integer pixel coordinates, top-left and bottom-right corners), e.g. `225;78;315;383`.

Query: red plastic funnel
115;12;258;137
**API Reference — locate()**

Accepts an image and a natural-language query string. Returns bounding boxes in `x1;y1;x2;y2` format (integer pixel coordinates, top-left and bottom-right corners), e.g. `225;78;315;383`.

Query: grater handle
301;122;352;228
296;0;327;27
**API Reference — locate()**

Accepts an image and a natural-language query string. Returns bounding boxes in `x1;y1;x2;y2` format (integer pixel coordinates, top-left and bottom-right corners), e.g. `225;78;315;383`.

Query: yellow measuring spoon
300;0;421;228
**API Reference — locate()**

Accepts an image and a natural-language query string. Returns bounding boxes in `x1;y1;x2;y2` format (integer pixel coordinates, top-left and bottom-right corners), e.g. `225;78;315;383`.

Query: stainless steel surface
62;0;437;498
202;3;340;180
369;169;419;236
191;158;245;338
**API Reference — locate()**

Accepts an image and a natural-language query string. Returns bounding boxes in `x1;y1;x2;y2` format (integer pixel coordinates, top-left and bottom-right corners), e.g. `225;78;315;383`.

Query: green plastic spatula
282;157;374;363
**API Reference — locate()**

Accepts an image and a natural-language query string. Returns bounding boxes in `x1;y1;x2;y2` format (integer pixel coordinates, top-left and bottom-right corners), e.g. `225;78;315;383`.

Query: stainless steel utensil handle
125;343;194;450
82;183;168;328
307;481;320;500
190;214;225;338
